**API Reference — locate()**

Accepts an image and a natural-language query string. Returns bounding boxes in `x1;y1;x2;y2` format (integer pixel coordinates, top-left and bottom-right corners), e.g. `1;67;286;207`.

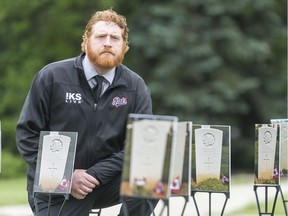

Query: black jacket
16;53;152;194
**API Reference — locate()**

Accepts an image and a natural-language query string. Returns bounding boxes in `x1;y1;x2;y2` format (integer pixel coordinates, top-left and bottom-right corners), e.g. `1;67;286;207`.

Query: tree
0;0;286;171
124;0;287;170
0;0;118;154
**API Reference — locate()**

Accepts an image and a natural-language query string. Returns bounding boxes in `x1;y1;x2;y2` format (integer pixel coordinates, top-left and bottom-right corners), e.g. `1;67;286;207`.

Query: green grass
0;177;28;206
231;196;287;216
0;175;287;216
229;173;287;215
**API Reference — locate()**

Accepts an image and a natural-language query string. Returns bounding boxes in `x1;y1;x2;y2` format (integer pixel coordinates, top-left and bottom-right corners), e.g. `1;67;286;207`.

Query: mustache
100;48;115;55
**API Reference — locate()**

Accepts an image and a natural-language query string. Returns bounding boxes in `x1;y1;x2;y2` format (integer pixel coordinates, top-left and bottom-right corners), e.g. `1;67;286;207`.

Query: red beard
86;43;125;71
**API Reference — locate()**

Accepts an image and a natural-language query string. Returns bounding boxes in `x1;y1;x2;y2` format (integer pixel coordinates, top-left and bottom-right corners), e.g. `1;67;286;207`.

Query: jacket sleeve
86;150;124;184
86;78;152;185
16;72;50;189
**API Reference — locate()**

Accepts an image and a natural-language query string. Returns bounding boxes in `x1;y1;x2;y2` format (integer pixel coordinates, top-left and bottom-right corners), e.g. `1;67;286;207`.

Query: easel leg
279;187;288;216
47;193;52;216
147;199;156;216
220;193;229;216
254;185;280;215
159;199;169;216
208;192;211;216
191;191;229;216
180;197;189;216
254;186;262;214
271;187;280;214
191;192;200;216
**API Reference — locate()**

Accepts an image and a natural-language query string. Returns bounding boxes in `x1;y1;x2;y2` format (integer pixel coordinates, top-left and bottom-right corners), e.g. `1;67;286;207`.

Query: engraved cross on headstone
204;157;213;171
48;163;57;177
263;154;270;169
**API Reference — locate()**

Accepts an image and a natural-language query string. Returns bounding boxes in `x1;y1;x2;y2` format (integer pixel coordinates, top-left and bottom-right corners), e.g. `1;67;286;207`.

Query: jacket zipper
93;87;111;111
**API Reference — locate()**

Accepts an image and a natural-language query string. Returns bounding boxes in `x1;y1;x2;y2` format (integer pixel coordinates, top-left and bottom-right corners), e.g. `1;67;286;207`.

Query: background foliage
0;0;287;178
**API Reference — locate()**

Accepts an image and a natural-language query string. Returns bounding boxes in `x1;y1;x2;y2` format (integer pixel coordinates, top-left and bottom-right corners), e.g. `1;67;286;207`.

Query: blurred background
0;0;287;213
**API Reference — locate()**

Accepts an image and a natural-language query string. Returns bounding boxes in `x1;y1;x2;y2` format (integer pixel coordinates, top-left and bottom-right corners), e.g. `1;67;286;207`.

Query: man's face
85;21;126;73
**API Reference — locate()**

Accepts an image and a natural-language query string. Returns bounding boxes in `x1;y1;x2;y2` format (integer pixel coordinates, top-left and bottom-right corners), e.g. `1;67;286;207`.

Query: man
16;9;157;216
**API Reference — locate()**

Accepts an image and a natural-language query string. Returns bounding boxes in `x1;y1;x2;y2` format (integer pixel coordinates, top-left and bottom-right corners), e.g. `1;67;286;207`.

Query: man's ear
124;43;129;53
82;37;88;52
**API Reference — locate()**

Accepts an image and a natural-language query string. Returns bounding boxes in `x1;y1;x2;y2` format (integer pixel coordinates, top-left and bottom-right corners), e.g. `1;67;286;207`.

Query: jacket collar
74;53;128;88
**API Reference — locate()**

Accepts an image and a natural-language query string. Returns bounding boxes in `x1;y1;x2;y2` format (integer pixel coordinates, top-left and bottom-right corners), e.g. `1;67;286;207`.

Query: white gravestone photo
129;120;173;188
279;123;288;176
271;119;288;199
279;122;288;200
258;125;277;180
170;121;192;196
195;125;223;184
38;132;71;192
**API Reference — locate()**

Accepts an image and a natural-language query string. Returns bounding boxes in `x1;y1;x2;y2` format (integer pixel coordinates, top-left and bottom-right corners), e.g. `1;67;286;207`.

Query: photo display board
254;124;280;185
33;131;78;196
170;121;192;198
120;114;178;199
191;125;231;193
271;119;288;200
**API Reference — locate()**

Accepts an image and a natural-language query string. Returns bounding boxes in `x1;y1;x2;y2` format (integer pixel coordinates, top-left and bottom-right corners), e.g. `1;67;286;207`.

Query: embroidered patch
65;92;83;104
112;97;128;107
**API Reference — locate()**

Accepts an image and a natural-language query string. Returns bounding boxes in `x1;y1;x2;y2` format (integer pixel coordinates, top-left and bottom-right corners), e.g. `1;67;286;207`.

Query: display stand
159;199;169;216
191;191;229;216
254;185;281;215
279;186;288;215
34;193;69;216
121;196;156;216
158;121;192;216
190;124;231;216
33;131;78;216
120;114;178;215
159;196;189;216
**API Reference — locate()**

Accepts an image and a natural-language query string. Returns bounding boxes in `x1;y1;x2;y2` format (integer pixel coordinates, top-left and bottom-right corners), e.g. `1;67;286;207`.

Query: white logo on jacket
112;97;127;107
65;92;83;104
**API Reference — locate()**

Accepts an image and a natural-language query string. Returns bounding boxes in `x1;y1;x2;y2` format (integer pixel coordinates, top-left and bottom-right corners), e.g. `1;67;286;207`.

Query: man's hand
71;169;99;200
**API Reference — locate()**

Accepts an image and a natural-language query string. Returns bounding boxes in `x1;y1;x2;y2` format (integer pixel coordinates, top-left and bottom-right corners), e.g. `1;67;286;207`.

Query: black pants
29;174;158;216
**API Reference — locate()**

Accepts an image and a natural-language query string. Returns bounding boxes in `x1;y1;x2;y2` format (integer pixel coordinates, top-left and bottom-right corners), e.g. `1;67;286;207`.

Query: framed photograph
271;119;288;200
33;131;78;196
120;114;178;199
254;124;279;185
170;121;192;197
191;125;231;193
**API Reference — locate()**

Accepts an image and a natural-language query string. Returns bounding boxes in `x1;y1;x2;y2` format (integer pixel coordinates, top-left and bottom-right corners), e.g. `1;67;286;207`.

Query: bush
0;150;27;179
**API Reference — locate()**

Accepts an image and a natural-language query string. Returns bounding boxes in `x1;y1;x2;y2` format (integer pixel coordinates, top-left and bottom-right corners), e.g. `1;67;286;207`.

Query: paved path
0;183;286;216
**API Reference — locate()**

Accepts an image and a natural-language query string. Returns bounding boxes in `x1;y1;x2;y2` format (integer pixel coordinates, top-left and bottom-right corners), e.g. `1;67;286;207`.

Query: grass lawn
0;177;28;206
229;173;287;215
0;175;287;216
231;197;287;216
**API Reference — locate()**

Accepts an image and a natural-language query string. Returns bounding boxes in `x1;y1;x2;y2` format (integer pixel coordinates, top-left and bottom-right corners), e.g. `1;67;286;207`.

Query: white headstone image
257;124;277;181
271;119;288;199
34;131;77;195
280;123;288;171
121;114;178;199
170;121;192;196
195;125;223;183
279;122;288;200
129;120;173;187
